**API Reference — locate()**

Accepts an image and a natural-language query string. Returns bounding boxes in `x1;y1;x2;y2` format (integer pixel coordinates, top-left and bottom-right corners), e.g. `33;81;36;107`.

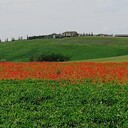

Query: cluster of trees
30;53;71;62
27;35;46;40
0;37;24;43
0;32;93;42
27;34;63;40
27;32;95;40
80;32;94;36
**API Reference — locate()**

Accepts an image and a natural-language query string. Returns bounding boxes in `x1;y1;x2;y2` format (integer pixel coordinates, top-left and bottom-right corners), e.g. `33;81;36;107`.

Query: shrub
30;53;71;62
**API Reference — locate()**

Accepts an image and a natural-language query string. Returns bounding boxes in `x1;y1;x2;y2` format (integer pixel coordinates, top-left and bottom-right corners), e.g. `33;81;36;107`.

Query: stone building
62;31;78;37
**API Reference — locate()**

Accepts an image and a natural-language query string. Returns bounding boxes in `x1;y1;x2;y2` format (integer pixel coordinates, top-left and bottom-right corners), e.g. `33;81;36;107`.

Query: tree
30;53;71;62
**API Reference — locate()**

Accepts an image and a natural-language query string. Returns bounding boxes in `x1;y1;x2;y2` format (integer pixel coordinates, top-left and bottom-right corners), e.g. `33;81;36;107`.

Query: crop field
0;80;128;128
0;62;128;127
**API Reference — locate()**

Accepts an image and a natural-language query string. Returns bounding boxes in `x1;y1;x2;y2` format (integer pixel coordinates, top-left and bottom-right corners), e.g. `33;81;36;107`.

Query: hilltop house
115;34;128;37
62;31;78;37
96;34;113;37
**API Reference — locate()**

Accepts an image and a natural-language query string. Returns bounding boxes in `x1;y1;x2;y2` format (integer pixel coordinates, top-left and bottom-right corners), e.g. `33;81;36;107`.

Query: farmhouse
115;34;128;37
96;34;113;37
62;31;78;37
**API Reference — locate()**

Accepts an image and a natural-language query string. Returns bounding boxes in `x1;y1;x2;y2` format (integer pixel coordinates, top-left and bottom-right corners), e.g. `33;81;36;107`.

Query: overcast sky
0;0;128;41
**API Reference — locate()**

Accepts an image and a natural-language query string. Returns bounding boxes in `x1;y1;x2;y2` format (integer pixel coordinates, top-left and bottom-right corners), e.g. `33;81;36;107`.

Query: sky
0;0;128;41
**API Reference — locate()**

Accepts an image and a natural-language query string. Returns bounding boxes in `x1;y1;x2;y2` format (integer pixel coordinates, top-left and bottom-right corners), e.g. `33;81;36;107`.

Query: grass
76;55;128;62
0;80;128;128
0;36;128;61
88;55;128;62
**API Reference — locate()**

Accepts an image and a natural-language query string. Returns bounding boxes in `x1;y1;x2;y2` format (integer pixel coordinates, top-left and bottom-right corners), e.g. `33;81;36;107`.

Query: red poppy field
0;62;128;84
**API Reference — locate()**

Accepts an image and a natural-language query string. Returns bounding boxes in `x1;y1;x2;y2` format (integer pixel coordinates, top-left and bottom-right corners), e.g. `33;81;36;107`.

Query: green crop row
0;80;128;128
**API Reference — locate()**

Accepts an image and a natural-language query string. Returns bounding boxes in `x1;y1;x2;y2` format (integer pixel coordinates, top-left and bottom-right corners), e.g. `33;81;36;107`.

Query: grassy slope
0;36;128;61
79;55;128;62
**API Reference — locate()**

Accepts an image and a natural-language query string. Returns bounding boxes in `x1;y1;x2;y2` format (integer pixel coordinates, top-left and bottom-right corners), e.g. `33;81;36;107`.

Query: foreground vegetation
0;36;128;61
0;80;128;128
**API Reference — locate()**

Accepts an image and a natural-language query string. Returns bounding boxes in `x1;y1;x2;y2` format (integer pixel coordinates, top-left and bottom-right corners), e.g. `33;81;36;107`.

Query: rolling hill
0;36;128;62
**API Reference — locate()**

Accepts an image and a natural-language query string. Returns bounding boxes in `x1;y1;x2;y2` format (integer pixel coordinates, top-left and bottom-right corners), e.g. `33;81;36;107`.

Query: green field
0;36;128;61
1;80;128;128
79;55;128;62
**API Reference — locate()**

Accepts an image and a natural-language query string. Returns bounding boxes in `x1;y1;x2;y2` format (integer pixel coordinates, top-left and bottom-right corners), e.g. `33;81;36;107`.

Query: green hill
0;36;128;62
